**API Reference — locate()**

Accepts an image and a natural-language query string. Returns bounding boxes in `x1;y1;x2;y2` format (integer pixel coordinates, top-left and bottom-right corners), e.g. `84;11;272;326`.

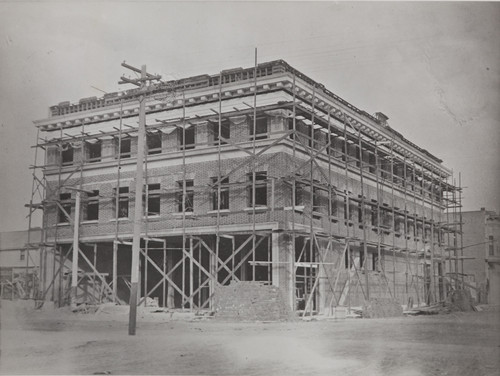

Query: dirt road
1;300;499;375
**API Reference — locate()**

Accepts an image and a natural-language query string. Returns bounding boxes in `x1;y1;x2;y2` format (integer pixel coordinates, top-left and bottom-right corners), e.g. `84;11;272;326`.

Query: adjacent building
30;60;462;312
0;229;41;299
462;209;500;305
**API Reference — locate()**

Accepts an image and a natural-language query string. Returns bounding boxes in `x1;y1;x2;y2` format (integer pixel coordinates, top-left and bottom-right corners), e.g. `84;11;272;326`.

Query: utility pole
119;62;161;335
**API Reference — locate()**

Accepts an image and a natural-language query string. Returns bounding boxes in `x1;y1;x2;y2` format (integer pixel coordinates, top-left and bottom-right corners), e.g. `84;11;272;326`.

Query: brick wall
214;281;294;321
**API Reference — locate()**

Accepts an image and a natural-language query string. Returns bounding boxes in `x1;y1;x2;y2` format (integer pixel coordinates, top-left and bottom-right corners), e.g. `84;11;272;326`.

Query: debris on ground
362;298;403;318
95;302;123;315
71;303;99;314
404;304;450;316
445;289;474;312
404;289;478;316
144;297;159;307
347;307;363;318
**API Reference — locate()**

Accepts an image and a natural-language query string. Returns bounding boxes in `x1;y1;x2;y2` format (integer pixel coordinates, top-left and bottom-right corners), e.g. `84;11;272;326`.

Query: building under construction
27;59;465;314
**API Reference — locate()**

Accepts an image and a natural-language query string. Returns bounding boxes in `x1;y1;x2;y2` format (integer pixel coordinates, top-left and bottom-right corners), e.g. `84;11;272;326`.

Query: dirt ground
1;300;499;376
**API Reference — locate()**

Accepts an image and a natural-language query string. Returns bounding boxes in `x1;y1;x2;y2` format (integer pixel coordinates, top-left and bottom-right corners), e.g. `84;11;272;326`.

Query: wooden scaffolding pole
251;47;258;282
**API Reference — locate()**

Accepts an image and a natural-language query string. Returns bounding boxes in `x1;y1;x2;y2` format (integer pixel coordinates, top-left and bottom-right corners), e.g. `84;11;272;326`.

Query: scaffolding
26;58;465;314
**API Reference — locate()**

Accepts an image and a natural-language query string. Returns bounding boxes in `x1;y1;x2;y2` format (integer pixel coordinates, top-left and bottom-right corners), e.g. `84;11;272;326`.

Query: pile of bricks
362;298;403;318
445;289;474;312
213;281;294;321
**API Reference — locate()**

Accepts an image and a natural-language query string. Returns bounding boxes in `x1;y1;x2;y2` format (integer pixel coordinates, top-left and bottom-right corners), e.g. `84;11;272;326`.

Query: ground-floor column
166;251;175;308
272;232;294;311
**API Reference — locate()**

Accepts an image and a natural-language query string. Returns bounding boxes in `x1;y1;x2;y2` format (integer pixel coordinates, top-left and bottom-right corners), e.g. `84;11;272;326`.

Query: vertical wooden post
43;248;48;301
453;176;459;289
93;243;98;303
458;173;464;286
25;247;30;290
421;162;433;304
309;85;316;314
198;241;201;307
430;170;436;303
358;125;369;300
58;247;63;307
412;160;420;306
291;73;297;313
210;237;216;310
189;237;194;310
38;248;44;300
231;237;235;281
389;141;396;300
403;155;409;302
163;243;166;308
182;241;185;309
267;236;271;284
71;191;81;308
138;257;141;308
113;242;117;303
144;240;148;306
347;241;351;312
11;269;14;300
51;248;56;301
375;143;383;300
251;48;257;282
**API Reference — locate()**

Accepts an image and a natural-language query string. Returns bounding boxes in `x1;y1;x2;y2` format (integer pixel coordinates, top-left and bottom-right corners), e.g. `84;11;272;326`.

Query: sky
0;1;499;232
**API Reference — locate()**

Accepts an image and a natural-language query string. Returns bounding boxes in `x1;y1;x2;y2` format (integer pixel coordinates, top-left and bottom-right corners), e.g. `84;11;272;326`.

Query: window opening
179;126;195;150
83;190;99;221
357;200;363;224
86;141;101;163
58;193;72;223
371;204;379;228
344;249;354;269
249;116;268;140
294;182;303;206
214;119;230;145
211;177;229;210
147;132;162;155
330;194;338;219
146;184;161;216
61;143;74;166
177;180;194;212
312;185;321;213
372;253;379;271
287;118;295;140
116;137;131;159
114;187;129;218
247;172;267;207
